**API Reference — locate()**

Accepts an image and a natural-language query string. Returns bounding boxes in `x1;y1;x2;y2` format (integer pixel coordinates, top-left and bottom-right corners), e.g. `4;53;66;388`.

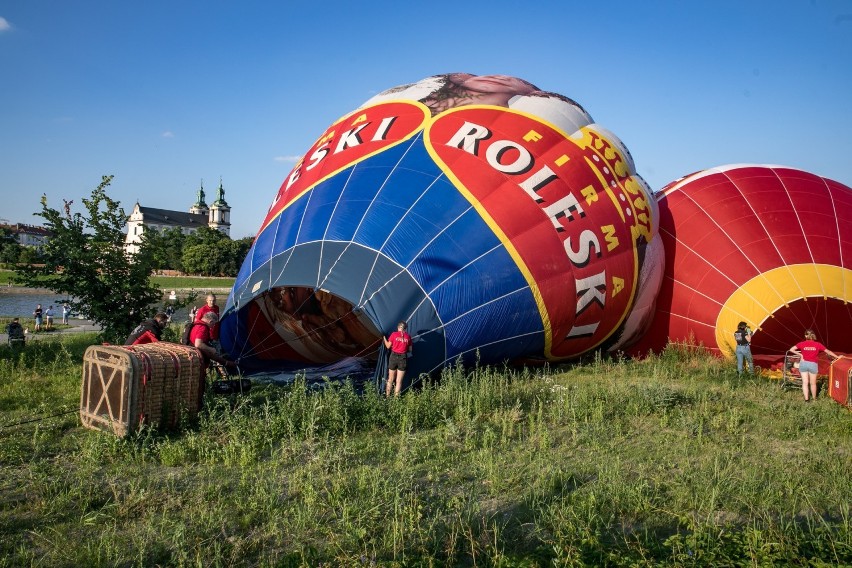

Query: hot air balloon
630;164;852;361
220;73;662;382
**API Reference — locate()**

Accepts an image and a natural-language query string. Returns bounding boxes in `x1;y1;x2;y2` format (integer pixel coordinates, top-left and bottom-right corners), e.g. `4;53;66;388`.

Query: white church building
124;180;231;255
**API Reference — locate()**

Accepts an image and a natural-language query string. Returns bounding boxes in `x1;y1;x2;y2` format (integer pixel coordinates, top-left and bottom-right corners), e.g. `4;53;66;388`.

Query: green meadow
0;334;849;567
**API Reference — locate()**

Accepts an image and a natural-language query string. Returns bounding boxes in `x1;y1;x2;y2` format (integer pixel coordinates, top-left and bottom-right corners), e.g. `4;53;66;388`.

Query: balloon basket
80;343;204;437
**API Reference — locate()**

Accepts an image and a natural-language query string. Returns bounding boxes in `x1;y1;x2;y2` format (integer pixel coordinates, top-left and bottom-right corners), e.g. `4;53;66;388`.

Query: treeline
142;226;253;277
0;223;253;277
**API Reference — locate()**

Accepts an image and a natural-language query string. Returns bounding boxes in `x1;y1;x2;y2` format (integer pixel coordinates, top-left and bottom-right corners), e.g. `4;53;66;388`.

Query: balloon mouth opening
751;297;852;356
255;286;384;365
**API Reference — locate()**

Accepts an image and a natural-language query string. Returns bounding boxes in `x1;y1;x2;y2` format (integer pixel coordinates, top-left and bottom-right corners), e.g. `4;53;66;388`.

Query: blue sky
1;1;850;239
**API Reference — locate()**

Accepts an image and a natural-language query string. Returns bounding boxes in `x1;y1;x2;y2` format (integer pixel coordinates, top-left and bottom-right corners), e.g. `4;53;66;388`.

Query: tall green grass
0;336;849;566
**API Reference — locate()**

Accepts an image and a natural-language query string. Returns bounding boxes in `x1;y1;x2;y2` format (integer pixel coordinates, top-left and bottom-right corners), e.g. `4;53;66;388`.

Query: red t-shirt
189;322;212;347
388;330;412;354
195;304;220;339
796;340;827;363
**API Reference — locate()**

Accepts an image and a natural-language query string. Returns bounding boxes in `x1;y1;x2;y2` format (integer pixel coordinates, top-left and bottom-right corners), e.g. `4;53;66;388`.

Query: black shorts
388;352;408;371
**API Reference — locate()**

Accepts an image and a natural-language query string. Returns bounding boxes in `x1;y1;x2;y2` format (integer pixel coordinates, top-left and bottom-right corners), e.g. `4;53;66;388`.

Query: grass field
0;335;849;566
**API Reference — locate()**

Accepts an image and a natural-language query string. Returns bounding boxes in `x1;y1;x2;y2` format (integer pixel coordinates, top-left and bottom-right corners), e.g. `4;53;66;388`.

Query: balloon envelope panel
221;74;660;378
631;164;852;358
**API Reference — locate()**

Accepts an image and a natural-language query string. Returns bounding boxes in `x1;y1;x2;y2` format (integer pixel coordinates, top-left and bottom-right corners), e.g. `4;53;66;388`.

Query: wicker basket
80;342;204;436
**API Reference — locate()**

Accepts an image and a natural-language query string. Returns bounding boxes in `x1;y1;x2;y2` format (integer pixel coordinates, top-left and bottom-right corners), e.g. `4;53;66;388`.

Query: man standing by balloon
194;293;221;348
384;321;412;397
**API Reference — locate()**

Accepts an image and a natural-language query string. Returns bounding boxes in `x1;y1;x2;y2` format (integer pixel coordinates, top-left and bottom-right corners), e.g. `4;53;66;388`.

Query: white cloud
0;17;12;32
161;131;174;138
274;155;301;163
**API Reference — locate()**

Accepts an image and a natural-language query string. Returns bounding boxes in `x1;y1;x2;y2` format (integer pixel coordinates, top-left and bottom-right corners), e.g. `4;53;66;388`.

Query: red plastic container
829;357;852;409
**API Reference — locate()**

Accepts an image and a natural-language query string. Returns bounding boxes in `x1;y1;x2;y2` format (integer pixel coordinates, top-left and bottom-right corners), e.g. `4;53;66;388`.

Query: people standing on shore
33;304;43;332
45;306;55;330
62;303;70;325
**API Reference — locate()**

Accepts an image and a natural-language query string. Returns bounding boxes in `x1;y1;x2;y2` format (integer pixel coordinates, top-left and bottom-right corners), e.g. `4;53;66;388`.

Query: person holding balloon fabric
789;330;839;402
384;321;412;397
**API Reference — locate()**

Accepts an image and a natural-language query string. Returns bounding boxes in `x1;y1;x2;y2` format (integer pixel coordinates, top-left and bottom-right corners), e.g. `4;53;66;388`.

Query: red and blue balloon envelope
219;74;662;379
630;164;852;360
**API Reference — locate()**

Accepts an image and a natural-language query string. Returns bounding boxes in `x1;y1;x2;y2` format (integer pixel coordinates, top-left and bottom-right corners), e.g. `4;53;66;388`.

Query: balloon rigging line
235;302;383;361
813;175;852;346
357;205;476;312
684;174;806;305
819;173;850;303
313;133;427;303
660;213;812;338
768;169;818;266
354;173;445;307
722;170;808;300
768;169;830;297
406;242;505;320
313;166;367;289
666;270;809;353
418;285;530;334
311;133;418;292
725;174;807;302
401;242;509;363
819;176;846;270
271;167;359;296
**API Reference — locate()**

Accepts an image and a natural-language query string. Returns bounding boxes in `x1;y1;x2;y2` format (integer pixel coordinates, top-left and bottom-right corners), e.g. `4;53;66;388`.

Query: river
0;287;198;321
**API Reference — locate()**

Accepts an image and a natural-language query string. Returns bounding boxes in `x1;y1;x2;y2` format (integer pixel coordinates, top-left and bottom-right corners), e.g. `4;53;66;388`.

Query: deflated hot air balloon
630;164;852;360
220;73;662;381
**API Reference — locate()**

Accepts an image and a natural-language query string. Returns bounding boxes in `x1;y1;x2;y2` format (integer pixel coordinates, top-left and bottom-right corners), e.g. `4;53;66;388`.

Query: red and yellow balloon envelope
221;73;662;379
631;165;852;360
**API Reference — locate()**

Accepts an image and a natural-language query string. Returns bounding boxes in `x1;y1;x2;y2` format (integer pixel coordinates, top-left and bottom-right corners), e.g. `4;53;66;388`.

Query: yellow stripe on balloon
715;264;851;357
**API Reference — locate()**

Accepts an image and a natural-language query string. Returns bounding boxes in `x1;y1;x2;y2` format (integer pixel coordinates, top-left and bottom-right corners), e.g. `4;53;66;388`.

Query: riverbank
1;285;232;296
0;269;234;294
0;285;55;294
0;318;101;343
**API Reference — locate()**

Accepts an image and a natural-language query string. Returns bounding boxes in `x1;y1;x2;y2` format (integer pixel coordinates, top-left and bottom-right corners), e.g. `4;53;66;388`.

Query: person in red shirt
383;321;412;397
190;311;236;406
789;329;839;402
194;293;220;341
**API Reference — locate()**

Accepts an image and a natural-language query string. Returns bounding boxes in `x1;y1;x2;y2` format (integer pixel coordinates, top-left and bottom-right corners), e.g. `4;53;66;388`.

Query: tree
185;226;229;248
141;226;187;272
225;237;254;276
0;227;23;265
181;229;252;276
14;176;164;343
182;242;229;276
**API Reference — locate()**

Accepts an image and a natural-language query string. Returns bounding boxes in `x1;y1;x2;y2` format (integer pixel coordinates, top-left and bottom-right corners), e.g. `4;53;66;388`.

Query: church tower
208;178;232;237
188;180;209;216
